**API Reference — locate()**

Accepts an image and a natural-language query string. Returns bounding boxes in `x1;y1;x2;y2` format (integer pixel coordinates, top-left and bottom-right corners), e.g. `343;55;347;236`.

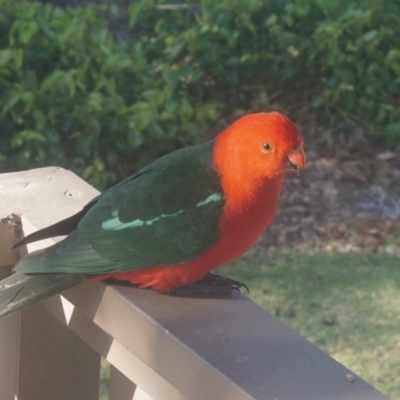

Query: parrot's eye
261;143;273;152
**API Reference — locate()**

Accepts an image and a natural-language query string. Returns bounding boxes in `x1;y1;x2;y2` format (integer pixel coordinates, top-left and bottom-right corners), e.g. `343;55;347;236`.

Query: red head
214;112;306;202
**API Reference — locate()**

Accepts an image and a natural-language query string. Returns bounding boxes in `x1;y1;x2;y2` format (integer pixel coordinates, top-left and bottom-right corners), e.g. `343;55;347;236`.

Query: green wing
16;141;225;275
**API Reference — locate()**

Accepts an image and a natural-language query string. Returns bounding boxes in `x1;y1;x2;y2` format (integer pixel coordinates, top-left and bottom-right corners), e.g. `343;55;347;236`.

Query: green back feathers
16;142;225;275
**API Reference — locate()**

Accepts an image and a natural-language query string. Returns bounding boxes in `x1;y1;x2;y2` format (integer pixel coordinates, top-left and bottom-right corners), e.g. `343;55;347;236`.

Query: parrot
0;111;305;318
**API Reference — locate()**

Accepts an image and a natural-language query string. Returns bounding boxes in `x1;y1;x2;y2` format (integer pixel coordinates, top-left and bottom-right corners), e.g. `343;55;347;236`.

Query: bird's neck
222;173;283;222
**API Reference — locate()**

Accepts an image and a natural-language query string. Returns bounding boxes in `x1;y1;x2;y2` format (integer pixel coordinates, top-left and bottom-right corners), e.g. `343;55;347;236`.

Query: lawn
221;248;400;399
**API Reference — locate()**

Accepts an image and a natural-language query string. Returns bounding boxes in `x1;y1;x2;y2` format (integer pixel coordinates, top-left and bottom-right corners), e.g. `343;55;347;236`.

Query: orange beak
287;147;306;174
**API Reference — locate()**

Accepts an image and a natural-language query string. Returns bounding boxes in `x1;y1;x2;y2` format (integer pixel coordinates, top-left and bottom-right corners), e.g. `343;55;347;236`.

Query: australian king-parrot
0;111;305;318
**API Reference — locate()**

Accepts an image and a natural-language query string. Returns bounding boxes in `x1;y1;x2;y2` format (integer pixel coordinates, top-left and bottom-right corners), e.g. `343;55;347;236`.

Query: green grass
221;249;400;399
100;358;110;400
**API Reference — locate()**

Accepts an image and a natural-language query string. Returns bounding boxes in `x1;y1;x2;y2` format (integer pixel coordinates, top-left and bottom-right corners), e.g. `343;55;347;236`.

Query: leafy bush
0;2;134;186
0;0;399;188
128;0;400;143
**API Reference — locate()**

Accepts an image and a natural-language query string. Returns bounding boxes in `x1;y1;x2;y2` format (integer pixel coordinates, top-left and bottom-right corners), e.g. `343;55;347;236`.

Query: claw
166;273;249;297
199;273;249;293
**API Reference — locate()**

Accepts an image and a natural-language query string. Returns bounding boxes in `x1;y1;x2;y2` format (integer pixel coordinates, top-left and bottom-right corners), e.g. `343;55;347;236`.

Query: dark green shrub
0;0;399;189
127;0;400;144
0;2;136;187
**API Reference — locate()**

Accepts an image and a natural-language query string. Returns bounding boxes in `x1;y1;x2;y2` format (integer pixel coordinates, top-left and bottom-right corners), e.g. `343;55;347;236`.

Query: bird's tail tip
0;273;86;319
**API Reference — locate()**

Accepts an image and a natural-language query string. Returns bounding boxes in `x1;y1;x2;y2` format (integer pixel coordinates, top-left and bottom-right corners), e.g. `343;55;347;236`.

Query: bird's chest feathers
218;176;283;257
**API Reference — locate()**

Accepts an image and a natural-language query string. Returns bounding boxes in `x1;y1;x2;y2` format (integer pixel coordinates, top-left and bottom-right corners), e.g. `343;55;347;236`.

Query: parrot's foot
199;273;249;293
166;273;249;297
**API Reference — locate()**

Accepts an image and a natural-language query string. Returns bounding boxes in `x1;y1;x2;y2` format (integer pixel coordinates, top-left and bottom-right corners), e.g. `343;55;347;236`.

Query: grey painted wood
109;365;137;400
18;305;101;400
0;222;19;399
0;168;100;400
63;281;389;400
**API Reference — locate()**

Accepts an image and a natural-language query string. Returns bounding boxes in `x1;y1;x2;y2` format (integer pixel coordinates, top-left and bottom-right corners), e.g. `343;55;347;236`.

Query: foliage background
1;1;399;398
0;0;399;188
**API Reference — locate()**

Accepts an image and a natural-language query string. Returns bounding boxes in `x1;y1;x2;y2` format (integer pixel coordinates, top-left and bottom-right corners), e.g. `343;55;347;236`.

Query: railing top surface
0;167;389;400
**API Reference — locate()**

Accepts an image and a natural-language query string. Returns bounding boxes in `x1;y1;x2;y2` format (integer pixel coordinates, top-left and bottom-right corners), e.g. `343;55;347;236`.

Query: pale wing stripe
102;193;222;231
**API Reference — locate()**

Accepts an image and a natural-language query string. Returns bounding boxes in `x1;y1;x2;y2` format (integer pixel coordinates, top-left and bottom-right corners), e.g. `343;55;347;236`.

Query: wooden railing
0;167;389;400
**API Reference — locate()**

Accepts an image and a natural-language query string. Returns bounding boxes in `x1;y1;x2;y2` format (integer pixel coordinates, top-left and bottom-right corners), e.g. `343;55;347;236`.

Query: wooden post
0;168;101;400
16;305;101;400
109;366;137;400
0;214;21;399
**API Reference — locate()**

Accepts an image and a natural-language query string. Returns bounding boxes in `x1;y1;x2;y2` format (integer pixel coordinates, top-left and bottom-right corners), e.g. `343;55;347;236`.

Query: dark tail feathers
11;199;97;249
0;273;86;319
